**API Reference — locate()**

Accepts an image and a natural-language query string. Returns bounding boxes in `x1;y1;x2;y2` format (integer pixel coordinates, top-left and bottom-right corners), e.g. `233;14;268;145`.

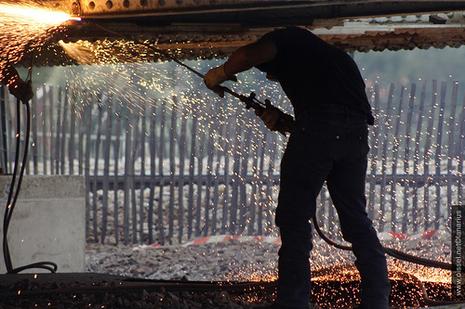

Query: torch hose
2;97;57;274
2;99;22;272
311;216;463;306
311;216;452;270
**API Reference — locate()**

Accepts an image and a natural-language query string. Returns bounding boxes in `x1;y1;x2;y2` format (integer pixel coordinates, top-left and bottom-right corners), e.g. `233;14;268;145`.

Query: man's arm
203;38;277;95
223;38;277;76
204;36;294;134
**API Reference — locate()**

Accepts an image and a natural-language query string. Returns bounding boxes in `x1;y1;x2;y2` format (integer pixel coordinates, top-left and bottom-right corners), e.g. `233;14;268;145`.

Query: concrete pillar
0;176;85;273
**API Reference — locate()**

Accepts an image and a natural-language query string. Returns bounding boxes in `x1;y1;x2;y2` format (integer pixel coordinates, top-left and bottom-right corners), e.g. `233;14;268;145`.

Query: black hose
311;216;452;270
311;216;462;306
2;98;57;274
2;99;22;272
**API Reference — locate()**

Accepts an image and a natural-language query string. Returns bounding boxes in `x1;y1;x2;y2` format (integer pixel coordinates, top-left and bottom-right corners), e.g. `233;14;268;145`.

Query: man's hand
203;64;237;98
255;102;294;133
8;79;33;102
257;105;280;131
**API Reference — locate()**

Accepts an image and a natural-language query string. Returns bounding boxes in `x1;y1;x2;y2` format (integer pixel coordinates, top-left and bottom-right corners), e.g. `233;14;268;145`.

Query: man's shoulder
265;26;316;39
262;26;326;50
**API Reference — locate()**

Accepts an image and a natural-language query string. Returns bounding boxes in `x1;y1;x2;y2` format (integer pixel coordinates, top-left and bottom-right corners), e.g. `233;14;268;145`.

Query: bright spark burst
0;1;79;81
0;2;78;24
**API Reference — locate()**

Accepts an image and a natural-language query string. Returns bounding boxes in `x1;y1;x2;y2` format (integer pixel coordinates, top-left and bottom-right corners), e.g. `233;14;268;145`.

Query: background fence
0;79;463;245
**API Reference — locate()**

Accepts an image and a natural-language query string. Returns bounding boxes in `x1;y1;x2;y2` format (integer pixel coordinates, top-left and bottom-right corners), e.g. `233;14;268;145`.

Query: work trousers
275;114;390;309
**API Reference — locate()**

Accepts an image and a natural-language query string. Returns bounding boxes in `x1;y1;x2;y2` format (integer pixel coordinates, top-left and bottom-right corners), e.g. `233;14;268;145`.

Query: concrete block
0;176;85;273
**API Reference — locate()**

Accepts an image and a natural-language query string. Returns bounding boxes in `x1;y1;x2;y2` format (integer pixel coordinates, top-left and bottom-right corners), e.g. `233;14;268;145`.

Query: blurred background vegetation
354;46;465;85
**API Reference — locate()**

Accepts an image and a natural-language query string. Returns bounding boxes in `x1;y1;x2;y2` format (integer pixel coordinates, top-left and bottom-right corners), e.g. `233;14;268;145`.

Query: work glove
204;64;237;98
8;79;33;103
255;100;295;134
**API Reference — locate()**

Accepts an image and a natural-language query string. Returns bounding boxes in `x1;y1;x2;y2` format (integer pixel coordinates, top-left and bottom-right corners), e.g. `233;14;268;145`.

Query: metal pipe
73;0;465;26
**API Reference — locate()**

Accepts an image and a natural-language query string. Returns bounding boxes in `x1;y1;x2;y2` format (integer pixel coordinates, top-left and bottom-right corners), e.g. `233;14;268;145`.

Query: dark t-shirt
255;27;374;125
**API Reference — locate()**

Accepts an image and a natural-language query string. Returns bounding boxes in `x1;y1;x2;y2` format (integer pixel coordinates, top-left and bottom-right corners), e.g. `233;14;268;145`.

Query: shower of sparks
0;1;79;82
0;4;455;304
59;38;290;172
232;247;451;283
222;248;451;307
44;38;459;305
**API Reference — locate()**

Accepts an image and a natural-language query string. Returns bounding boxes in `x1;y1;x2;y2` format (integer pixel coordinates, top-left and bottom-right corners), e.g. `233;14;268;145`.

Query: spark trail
59;38;289;183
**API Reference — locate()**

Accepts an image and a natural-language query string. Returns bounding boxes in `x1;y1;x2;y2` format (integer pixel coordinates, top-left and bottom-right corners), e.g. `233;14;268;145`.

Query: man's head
256;59;279;82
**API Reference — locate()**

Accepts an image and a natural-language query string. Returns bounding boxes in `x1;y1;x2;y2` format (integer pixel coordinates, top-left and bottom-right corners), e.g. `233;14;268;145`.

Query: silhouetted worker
0;63;33;102
204;26;390;309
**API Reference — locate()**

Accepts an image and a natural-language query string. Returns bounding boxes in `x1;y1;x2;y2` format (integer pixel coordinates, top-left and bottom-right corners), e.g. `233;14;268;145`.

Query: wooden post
60;89;68;175
212;107;228;235
401;83;416;233
123;105;132;245
423;80;438;231
389;85;405;233
379;83;394;231
148;103;157;244
203;106;216;236
84;103;93;242
131;113;140;244
55;87;62;175
457;94;465;205
265;132;278;235
178;101;187;243
446;81;459;221
92;103;103;242
195;107;206;237
238;114;253;234
101;99;113;243
31;91;38;175
412;81;427;232
248;129;262;235
187;105;197;239
256;133;267;235
221;115;231;235
139;108;147;244
48;86;54;175
78;91;85;175
157;104;166;245
113;102;123;245
433;81;447;230
167;106;177;243
368;84;381;222
68;90;76;175
230;110;241;235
